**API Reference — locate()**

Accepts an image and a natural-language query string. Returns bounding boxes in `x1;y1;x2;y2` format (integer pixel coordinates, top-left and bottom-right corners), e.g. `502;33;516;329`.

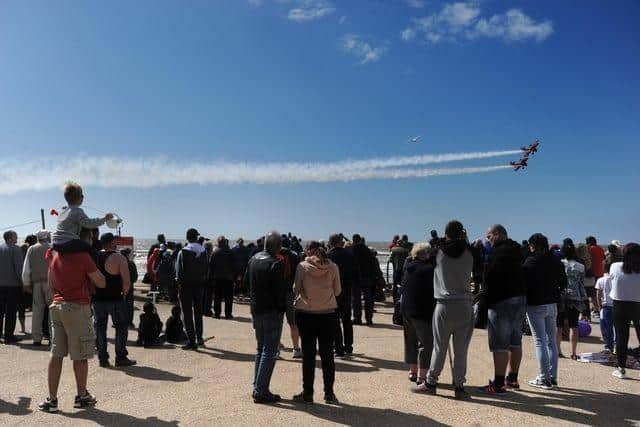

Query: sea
132;238;394;282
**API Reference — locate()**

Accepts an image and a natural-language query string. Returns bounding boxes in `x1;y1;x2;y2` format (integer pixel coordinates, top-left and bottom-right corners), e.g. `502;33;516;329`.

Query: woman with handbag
400;243;436;386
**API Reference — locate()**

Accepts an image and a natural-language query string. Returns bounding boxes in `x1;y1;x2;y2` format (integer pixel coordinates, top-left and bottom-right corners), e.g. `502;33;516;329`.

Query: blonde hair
63;181;83;205
410;242;431;259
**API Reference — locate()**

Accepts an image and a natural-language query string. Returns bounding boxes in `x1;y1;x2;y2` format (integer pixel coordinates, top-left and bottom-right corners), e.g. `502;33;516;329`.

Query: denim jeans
526;303;558;381
488;295;526;352
93;299;129;362
599;305;614;351
252;312;284;396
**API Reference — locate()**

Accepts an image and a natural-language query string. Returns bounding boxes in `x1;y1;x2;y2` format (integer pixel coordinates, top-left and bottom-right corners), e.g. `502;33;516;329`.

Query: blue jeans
93;299;129;362
488;295;526;352
252;312;284;396
600;305;614;351
526;303;558;381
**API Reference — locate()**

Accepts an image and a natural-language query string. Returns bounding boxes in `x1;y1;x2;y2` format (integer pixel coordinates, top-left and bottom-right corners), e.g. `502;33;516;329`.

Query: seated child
165;305;187;344
137;302;163;347
52;181;113;253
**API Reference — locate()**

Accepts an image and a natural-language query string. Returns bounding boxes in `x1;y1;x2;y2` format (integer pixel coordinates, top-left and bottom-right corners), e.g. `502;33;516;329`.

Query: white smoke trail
0;153;514;195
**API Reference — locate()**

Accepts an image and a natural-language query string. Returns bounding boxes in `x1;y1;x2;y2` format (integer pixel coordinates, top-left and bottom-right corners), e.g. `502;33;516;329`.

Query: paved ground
1;289;639;426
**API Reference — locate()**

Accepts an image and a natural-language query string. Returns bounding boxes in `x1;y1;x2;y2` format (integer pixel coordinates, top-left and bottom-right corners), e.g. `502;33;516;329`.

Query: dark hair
79;228;93;242
430;230;438;239
171;305;181;317
157;234;166;244
445;220;465;240
352;234;362;244
217;235;228;249
3;230;16;243
528;233;549;255
562;242;577;261
25;234;37;246
329;234;343;247
186;228;199;243
306;241;328;263
143;302;155;314
586;236;597;246
401;234;408;241
622;243;640;274
392;235;399;242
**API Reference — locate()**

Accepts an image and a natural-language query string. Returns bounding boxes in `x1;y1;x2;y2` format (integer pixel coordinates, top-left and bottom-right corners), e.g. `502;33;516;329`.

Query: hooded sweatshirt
175;242;208;287
432;239;473;302
294;256;341;313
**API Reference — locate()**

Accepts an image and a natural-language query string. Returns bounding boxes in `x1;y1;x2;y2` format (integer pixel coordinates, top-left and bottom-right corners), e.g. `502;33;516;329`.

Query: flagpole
40;209;45;230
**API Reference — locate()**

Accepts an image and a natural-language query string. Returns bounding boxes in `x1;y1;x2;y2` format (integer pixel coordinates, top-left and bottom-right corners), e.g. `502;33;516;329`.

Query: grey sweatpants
427;301;474;388
31;280;52;342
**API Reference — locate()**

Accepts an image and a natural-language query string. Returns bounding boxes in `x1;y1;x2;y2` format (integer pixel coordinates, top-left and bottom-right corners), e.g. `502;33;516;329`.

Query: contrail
0;154;514;195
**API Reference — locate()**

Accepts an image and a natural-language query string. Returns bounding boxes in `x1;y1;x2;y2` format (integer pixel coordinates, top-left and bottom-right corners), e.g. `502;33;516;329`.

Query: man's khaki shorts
49;302;95;360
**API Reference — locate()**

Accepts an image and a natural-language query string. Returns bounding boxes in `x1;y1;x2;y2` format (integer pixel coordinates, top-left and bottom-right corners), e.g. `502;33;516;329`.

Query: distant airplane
520;139;540;156
408;136;421;143
510;157;529;171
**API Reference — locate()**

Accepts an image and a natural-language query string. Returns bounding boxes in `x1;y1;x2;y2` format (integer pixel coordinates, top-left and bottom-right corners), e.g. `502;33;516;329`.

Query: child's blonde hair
63;181;83;205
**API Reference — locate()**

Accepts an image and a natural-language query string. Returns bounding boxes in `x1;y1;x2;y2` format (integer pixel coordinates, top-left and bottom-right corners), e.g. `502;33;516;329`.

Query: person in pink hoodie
292;241;342;405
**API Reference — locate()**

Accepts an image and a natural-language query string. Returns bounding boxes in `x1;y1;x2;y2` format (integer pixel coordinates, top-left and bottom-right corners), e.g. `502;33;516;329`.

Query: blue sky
1;0;638;244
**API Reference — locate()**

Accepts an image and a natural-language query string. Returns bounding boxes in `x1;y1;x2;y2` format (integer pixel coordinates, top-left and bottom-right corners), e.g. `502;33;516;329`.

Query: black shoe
335;351;346;359
214;314;221;319
411;382;437;395
74;391;97;408
253;393;281;404
455;387;471;400
293;392;314;404
203;312;214;317
352;319;363;325
38;397;58;413
32;341;42;347
366;319;373;326
182;343;198;350
197;339;205;347
225;314;234;319
4;336;23;344
99;359;111;368
324;393;339;404
115;357;137;367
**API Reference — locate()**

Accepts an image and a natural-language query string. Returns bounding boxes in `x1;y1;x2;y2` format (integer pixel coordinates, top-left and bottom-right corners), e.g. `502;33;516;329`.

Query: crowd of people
0;181;638;413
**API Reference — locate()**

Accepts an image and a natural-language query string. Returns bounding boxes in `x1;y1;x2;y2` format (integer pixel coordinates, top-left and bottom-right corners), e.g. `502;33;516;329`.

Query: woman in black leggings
610;243;640;379
292;241;341;404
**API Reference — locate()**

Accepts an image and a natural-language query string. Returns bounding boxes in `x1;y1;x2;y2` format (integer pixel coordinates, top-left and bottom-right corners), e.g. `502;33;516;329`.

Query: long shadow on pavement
0;397;32;416
59;407;179;427
441;386;640;426
274;399;447;427
112;365;192;382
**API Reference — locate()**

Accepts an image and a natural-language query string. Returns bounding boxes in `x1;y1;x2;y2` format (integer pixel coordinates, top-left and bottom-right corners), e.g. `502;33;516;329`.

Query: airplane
510;157;529;171
408;136;421;143
520;139;540;156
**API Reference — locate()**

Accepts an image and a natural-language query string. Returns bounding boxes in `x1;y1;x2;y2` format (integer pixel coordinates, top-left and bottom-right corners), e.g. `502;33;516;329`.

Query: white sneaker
612;368;627;379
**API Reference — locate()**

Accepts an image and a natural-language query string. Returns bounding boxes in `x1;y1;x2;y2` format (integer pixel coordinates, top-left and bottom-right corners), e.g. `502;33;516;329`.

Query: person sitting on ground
51;182;113;254
610;243;640;379
165;305;188;344
293;241;342;405
401;243;436;385
558;241;587;360
417;220;474;400
137;302;163;347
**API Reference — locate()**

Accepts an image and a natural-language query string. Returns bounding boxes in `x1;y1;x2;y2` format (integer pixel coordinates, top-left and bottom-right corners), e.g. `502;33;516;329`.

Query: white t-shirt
609;262;640;302
595;275;613;307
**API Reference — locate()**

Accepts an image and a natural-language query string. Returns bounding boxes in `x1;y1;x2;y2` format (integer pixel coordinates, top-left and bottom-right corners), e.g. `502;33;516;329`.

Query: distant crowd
0;181;638;412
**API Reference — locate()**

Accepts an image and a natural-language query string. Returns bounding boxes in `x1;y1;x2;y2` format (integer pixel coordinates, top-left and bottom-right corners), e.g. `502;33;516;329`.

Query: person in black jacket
350;234;377;325
121;248;138;328
401;243;436;384
210;236;237;319
482;224;527;394
175;228;208;350
328;233;355;357
523;233;568;389
244;231;287;404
